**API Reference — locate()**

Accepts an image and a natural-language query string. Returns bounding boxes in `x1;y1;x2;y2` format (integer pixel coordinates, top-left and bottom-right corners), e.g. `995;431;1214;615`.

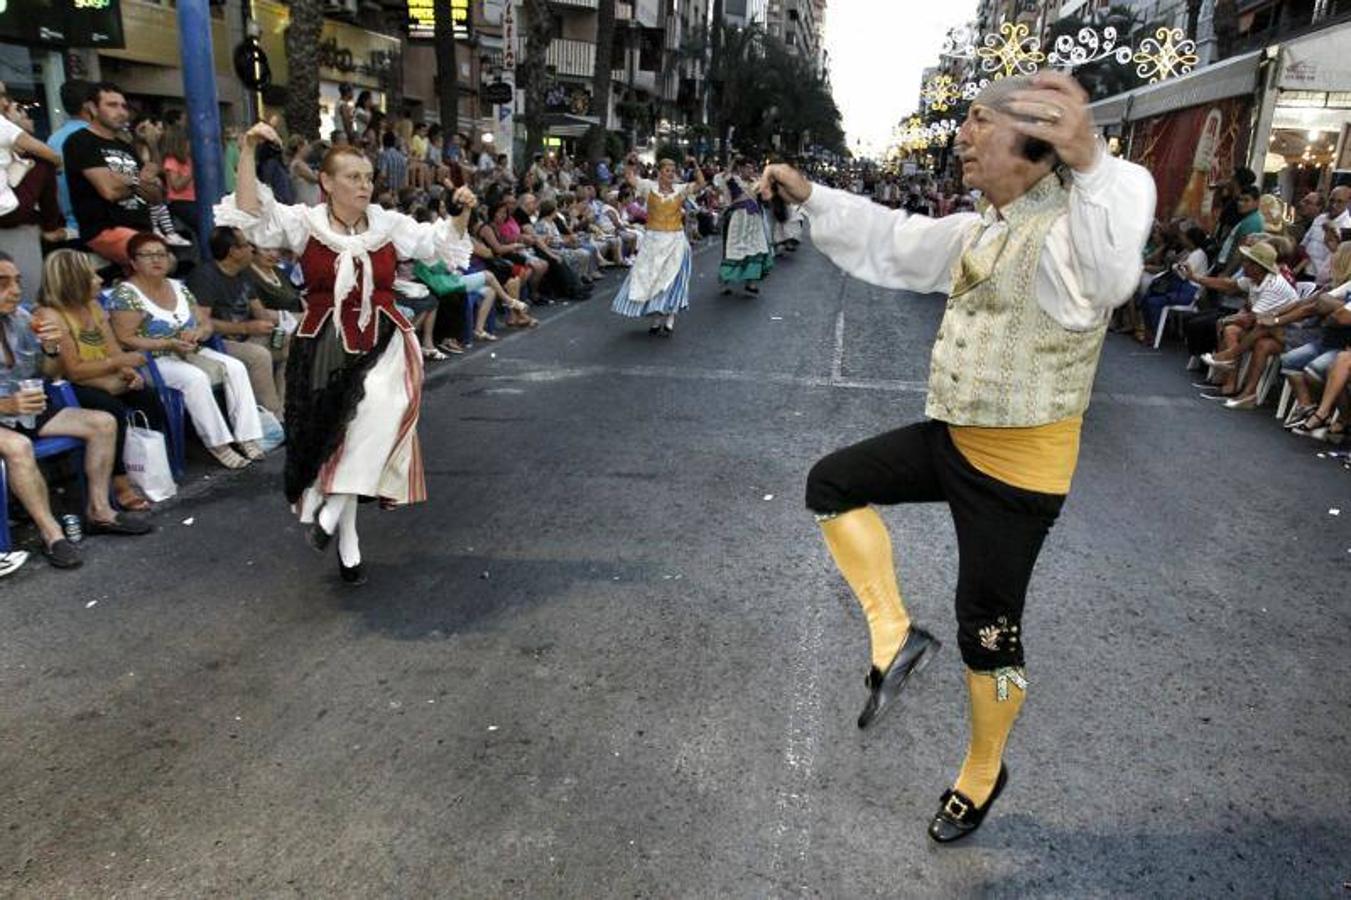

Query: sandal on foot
422;346;449;360
86;513;153;536
41;538;82;569
115;490;152;511
239;440;266;461
473;330;499;343
209;444;250;469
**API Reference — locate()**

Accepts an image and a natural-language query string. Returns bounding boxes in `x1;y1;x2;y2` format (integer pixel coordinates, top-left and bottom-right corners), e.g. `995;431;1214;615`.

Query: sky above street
824;0;979;157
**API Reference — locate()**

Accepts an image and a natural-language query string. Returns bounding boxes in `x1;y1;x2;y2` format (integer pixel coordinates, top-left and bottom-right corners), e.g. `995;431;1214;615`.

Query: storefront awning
1088;50;1263;126
1277;18;1351;92
544;112;601;138
1127;50;1263;121
1088;92;1131;128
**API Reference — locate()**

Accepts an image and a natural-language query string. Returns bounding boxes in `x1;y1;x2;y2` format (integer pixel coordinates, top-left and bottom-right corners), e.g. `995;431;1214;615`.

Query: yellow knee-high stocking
819;507;911;671
953;668;1025;807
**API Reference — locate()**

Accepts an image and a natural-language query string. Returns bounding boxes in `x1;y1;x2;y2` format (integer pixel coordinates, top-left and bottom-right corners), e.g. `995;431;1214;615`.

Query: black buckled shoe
307;521;333;554
339;560;367;586
927;765;1008;844
857;625;940;729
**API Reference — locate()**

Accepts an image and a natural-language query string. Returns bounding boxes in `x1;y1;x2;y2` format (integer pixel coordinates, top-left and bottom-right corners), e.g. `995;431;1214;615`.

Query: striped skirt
611;230;693;318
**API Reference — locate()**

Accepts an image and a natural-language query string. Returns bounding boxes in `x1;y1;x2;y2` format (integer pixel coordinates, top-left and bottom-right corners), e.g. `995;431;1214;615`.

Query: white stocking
298;485;324;523
337;500;361;567
317;492;352;537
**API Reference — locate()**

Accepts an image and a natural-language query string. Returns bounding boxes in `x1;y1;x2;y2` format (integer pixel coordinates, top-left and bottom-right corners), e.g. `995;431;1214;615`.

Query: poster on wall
1130;96;1253;230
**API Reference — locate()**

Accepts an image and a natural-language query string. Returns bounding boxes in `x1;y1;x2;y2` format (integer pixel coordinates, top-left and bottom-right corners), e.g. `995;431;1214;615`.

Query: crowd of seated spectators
1117;167;1351;449
0;78;752;578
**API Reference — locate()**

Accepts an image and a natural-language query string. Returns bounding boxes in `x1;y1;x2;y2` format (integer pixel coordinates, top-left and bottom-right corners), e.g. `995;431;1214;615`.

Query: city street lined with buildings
4;240;1348;895
1;0;1351;894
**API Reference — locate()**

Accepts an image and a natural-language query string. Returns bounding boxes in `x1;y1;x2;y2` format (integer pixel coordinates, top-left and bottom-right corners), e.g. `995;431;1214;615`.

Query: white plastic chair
1152;285;1204;350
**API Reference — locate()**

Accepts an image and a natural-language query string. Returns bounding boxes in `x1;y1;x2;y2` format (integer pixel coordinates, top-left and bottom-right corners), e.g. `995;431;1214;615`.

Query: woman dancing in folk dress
611;155;706;337
217;122;475;585
716;158;774;296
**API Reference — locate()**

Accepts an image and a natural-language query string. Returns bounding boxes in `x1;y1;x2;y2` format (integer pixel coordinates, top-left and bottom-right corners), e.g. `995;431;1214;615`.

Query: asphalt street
3;233;1349;898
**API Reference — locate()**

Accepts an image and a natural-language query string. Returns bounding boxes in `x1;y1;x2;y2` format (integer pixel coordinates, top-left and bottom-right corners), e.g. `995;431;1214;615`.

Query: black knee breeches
805;420;1065;670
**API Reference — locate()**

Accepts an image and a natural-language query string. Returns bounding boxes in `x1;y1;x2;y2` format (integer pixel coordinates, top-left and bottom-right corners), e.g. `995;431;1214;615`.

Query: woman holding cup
34;248;168;509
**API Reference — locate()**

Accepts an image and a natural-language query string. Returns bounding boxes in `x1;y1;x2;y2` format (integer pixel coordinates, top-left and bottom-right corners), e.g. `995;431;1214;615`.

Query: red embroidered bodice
297;238;412;352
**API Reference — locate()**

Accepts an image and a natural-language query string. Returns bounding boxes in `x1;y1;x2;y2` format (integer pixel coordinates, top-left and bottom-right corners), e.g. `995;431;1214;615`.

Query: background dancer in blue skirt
716;159;774;296
611;154;706;337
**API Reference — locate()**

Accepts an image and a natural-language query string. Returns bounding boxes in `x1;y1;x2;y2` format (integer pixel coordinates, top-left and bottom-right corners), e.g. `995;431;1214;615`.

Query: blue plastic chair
0;381;86;553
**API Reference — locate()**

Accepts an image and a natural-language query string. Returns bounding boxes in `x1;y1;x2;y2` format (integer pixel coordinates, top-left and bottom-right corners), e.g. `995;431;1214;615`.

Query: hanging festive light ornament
1132;27;1199;83
976;22;1047;78
921;74;964;112
1046;26;1134;69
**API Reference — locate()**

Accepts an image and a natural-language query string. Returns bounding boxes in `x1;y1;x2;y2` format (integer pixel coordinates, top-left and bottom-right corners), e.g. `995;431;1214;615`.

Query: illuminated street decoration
976;22;1046;78
1131;27;1199;83
939;20;1198;93
921;74;964;112
1046;26;1133;68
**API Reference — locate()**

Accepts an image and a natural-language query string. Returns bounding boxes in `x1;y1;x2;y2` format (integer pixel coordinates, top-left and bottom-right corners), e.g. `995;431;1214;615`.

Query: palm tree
284;0;324;139
709;0;725;160
434;0;459;137
585;0;617;164
520;0;554;162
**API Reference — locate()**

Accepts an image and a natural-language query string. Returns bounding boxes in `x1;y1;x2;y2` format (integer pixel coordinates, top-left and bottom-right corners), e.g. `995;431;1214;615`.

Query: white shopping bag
123;411;177;502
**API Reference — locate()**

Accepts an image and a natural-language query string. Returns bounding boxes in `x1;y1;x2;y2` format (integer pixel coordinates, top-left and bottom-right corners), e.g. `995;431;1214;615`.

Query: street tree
585;0;617;164
434;0;458;140
520;0;555;162
284;0;324;139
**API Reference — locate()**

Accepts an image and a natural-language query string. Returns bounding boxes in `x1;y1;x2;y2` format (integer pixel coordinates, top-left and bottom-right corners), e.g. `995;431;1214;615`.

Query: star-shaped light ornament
1132;27;1198;83
921;74;964;113
976;22;1046;79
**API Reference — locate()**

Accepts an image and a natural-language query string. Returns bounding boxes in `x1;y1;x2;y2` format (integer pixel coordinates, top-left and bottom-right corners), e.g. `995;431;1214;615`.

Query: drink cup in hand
17;379;45;415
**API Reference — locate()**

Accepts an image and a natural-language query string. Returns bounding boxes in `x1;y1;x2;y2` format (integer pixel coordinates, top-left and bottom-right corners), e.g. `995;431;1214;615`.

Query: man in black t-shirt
62;82;155;265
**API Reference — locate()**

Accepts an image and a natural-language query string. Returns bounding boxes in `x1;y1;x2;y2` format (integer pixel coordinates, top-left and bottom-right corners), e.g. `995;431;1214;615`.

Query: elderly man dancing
760;72;1154;842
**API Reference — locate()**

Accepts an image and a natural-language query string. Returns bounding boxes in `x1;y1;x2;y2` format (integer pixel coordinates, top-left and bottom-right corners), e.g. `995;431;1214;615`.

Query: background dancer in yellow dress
611;154;706;338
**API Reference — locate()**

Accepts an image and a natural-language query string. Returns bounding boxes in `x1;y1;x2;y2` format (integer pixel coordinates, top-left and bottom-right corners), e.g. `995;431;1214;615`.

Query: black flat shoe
307;521;333;554
649;323;663;335
857;625;940;729
928;765;1008;844
339;560;367;585
660;325;674;337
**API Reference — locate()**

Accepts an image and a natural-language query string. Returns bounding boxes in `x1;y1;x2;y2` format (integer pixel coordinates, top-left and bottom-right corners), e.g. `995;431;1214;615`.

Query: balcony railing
550;0;599;8
613;68;658;94
547;38;597;78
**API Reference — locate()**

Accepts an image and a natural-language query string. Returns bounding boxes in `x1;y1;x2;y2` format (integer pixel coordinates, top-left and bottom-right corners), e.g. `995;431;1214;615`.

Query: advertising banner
1130;95;1253;229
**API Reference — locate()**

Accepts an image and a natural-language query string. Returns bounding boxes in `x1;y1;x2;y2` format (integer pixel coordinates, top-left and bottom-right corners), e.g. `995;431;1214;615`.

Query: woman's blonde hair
1259;193;1286;231
39;249;100;311
1330;242;1351;286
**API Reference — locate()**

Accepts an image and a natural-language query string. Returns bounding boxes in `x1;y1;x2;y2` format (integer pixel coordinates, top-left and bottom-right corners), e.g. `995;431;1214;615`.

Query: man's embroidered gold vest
926;173;1107;427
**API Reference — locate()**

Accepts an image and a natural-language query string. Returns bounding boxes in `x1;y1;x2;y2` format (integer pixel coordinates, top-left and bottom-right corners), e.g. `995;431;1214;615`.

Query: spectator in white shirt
1184;241;1299;403
1303;186;1349;285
